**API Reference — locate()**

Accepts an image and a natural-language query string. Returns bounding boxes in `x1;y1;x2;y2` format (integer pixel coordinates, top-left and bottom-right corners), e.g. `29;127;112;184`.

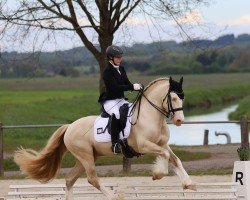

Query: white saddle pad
94;107;133;143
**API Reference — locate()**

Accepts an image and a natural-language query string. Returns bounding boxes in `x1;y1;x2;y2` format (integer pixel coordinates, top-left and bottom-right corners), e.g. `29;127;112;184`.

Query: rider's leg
103;99;122;154
103;99;121;119
110;114;122;154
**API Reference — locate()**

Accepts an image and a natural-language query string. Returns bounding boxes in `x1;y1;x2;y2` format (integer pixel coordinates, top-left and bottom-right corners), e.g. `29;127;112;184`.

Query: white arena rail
121;182;243;200
7;182;245;200
7;183;117;200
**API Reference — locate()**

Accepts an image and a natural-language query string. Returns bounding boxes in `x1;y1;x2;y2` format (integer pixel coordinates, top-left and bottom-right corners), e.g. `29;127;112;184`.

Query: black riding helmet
106;45;123;59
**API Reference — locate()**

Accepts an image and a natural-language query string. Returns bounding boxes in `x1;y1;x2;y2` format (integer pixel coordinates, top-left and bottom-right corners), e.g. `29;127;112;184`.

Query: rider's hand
133;83;142;91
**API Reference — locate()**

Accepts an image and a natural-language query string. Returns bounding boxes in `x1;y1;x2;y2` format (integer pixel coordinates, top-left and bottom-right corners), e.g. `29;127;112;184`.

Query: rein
128;88;144;125
129;86;183;125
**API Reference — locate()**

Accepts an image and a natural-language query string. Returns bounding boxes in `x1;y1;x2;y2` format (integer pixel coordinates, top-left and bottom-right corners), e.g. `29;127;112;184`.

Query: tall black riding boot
110;114;122;154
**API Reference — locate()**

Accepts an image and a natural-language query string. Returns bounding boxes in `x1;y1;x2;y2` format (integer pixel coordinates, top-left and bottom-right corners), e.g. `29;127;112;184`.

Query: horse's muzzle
174;119;183;126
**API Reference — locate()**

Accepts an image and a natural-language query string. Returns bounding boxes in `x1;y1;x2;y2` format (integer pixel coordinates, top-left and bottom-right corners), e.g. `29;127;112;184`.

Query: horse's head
132;76;185;126
163;77;185;126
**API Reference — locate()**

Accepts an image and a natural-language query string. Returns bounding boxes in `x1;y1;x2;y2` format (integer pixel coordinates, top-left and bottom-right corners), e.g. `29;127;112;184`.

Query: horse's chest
148;131;168;145
157;125;169;145
158;133;169;145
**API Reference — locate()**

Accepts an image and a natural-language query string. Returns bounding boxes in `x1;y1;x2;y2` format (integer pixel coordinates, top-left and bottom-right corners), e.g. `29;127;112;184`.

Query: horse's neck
145;81;169;104
133;80;169;123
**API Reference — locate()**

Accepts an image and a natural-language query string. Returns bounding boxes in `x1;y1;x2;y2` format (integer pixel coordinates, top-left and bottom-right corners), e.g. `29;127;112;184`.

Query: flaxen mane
144;77;169;92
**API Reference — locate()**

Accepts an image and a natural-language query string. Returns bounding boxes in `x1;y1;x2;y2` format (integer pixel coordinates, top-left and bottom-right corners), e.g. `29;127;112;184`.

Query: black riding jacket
98;62;133;104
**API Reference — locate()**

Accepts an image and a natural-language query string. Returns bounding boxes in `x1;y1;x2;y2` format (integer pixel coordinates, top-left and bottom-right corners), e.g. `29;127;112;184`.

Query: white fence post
233;161;250;200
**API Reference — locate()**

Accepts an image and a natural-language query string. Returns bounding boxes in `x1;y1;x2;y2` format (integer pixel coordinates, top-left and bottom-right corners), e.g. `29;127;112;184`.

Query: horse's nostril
176;119;183;125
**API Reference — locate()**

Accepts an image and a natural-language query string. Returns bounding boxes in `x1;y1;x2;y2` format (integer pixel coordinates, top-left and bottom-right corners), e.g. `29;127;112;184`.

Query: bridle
164;91;184;117
129;86;184;125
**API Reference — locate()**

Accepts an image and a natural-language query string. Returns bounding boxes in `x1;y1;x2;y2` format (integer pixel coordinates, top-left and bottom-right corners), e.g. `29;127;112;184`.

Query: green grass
1;167;233;179
101;167;234;177
1;89;100;153
188;168;233;176
96;150;210;165
0;90;99;125
229;95;250;120
4;149;211;171
0;76;99;91
185;83;250;109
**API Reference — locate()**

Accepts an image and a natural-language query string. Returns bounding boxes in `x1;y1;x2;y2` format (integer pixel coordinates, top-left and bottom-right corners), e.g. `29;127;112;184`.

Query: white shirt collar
109;61;120;69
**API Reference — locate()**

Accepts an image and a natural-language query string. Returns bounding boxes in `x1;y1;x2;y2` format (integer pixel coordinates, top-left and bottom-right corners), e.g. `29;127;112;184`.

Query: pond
168;105;247;145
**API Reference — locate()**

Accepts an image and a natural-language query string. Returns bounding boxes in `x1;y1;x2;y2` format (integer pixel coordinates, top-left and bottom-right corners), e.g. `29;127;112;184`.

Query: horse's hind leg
65;159;85;200
166;145;196;190
75;154;122;200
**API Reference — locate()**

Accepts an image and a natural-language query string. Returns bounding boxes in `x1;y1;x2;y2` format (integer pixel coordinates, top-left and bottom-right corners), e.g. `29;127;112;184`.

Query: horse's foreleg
65;160;85;200
141;141;170;180
152;155;169;180
166;145;196;190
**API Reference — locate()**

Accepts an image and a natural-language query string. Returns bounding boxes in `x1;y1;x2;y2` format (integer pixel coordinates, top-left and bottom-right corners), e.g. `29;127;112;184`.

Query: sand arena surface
0;175;233;199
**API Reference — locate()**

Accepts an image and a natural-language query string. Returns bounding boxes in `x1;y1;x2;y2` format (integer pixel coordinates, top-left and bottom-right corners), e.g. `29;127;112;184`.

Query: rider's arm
103;69;133;93
120;66;132;86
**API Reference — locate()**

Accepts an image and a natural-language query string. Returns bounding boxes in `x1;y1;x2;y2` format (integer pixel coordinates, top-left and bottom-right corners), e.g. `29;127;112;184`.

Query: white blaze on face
169;92;184;126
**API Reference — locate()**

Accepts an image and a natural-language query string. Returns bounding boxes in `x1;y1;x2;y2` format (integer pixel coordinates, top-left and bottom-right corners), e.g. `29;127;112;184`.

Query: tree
196;51;218;66
0;0;207;92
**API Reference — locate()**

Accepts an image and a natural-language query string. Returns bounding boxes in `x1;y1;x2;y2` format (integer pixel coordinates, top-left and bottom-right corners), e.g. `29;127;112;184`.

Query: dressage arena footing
1;175;248;200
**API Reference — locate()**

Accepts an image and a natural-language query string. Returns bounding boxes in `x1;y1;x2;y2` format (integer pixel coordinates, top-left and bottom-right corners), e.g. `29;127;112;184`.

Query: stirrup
112;143;121;154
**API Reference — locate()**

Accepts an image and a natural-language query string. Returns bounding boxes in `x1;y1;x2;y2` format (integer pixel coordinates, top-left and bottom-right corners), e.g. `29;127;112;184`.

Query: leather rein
129;86;184;125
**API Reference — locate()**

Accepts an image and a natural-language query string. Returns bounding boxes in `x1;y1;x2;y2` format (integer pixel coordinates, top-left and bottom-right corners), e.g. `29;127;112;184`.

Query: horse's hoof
152;173;164;181
112;193;124;200
183;183;197;191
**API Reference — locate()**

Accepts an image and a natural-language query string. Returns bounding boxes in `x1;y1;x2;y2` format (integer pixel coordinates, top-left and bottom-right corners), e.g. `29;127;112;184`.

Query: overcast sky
1;0;250;52
121;0;250;43
201;0;250;36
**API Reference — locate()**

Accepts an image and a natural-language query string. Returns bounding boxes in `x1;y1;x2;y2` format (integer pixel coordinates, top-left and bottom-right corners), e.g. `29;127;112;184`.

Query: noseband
129;87;184;125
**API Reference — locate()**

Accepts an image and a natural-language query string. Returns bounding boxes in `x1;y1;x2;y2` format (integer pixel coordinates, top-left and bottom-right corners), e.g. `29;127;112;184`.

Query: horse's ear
169;76;173;83
180;77;183;85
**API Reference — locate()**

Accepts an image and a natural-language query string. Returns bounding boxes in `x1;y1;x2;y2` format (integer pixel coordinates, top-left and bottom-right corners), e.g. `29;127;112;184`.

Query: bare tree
0;0;208;92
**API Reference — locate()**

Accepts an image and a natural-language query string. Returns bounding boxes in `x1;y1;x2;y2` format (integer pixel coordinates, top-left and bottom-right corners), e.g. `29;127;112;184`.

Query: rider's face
113;56;122;65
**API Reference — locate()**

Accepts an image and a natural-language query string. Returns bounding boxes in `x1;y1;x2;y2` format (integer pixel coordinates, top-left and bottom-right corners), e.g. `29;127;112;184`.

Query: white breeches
103;98;129;119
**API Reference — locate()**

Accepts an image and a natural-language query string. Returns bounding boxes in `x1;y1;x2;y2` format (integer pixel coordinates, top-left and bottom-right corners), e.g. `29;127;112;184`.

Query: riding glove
133;83;142;91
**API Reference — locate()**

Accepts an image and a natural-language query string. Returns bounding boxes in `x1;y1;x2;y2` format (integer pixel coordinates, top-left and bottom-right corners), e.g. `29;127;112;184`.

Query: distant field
0;73;250;171
1;73;249;127
1;73;250;91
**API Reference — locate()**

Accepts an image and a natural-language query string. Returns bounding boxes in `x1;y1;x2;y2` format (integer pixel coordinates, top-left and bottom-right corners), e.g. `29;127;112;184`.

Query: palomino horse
14;77;196;200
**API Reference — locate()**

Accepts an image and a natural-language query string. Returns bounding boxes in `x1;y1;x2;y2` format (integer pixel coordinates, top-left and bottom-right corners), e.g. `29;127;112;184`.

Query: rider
98;45;142;154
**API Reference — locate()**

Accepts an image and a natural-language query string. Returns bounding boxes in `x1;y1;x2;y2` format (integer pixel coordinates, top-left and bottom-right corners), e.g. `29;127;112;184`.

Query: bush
237;147;250;161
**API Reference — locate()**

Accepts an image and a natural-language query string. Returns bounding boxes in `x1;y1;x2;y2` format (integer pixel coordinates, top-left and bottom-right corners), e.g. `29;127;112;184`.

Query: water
168;105;245;145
